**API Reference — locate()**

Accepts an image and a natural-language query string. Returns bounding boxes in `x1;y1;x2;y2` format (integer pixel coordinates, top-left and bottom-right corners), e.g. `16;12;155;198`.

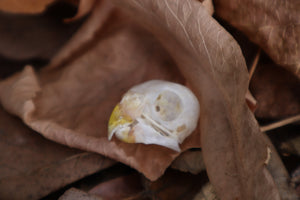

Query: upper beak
108;104;133;140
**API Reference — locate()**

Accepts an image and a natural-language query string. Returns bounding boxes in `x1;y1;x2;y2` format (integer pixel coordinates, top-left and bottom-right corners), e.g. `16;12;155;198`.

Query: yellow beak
108;104;135;142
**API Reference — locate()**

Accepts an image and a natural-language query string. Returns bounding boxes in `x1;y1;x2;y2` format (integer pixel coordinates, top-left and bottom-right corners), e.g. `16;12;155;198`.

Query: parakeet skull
108;80;200;152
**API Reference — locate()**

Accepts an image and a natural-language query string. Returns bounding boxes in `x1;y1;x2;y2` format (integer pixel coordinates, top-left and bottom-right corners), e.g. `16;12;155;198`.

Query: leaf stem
260;114;300;132
249;49;261;80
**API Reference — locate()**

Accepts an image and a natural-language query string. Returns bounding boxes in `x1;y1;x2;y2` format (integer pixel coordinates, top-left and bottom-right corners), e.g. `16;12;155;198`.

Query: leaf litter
0;0;299;199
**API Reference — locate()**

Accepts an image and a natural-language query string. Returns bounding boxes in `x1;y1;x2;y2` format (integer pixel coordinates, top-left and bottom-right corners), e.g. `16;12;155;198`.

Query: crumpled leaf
0;0;284;199
48;0;114;69
111;0;280;199
0;106;114;200
214;0;300;78
0;10;200;181
0;0;55;14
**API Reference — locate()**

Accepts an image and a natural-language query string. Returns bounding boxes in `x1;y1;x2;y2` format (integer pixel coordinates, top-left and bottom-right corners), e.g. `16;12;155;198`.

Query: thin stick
249;49;261;80
260;114;300;132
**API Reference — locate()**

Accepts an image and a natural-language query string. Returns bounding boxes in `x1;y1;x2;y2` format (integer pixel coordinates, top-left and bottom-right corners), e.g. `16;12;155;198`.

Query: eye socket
154;91;182;121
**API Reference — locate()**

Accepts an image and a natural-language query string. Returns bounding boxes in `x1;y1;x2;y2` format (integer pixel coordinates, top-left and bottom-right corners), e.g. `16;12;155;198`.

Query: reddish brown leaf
250;56;300;119
171;150;206;175
214;0;300;78
0;106;114;200
0;5;82;60
89;174;143;200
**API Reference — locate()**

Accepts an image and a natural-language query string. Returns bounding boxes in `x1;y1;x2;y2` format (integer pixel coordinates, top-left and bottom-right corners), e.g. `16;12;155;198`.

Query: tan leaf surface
0;106;114;200
0;0;55;14
214;0;300;78
111;0;280;199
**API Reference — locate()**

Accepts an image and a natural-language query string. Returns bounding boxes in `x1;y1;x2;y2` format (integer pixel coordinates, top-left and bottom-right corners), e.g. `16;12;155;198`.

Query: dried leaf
0;6;82;60
171;150;206;174
214;0;300;78
111;0;280;199
59;188;102;200
193;182;219;200
89;174;143;200
48;0;114;69
250;56;300;119
145;170;208;200
0;0;286;199
0;11;200;181
0;0;55;14
64;0;96;22
0;106;114;200
262;135;299;199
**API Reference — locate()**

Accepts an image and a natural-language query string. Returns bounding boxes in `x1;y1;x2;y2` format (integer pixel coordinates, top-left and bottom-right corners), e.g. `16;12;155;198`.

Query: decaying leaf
0;0;291;199
214;0;300;78
0;106;114;200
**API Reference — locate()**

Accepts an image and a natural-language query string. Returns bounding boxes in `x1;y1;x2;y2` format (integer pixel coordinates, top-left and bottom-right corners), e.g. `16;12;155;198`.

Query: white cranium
108;80;200;152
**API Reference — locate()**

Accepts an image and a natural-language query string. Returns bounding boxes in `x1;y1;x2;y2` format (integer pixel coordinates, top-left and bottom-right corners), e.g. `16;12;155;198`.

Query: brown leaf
64;0;96;22
214;0;300;78
0;5;83;60
0;10;200;181
193;182;219;200
111;0;280;199
250;56;300;119
145;169;208;200
171;150;206;175
262;135;299;199
89;174;143;200
0;0;55;14
0;0;284;199
59;188;102;200
48;0;115;69
0;106;114;200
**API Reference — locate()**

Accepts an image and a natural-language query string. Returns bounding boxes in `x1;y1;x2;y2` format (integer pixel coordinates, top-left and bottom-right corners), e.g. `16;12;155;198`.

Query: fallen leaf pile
0;0;299;199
